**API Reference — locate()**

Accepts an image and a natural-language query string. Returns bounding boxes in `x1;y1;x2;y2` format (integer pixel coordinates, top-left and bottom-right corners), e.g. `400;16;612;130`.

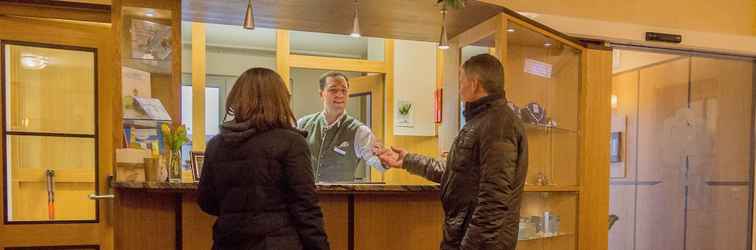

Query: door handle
88;175;115;200
88;194;115;200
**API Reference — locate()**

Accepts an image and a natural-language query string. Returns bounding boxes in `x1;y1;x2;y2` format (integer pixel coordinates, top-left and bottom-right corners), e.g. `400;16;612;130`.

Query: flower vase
167;150;182;183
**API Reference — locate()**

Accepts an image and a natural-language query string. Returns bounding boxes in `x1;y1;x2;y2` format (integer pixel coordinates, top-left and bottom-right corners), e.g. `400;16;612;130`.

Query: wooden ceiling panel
182;0;504;42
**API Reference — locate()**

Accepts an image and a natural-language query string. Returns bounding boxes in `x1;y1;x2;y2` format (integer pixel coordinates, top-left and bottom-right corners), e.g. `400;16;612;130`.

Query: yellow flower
176;125;187;138
161;123;171;135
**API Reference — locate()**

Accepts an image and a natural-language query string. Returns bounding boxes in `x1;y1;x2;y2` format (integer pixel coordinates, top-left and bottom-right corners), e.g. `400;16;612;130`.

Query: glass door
686;56;753;250
0;8;113;248
608;48;754;250
3;42;98;223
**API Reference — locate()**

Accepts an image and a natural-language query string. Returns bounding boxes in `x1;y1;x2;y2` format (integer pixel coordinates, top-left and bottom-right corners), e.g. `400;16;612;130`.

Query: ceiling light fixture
243;0;255;30
438;6;449;50
507;28;516;33
350;0;361;38
544;42;553;47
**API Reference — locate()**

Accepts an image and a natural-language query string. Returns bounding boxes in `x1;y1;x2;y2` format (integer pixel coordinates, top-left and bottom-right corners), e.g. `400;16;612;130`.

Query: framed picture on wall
190;151;205;183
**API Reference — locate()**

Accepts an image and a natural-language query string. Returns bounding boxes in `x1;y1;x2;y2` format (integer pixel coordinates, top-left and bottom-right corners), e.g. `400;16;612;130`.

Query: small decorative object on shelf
543;211;561;236
508;101;561;128
519;217;538;240
521;102;547;125
161;123;188;183
535;171;549;186
518;212;562;240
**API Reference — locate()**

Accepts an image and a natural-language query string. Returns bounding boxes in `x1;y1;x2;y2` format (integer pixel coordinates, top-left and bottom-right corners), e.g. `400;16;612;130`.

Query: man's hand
374;146;407;168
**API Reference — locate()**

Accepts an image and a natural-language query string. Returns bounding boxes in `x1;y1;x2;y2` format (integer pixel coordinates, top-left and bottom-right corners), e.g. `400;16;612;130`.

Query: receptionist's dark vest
298;112;366;182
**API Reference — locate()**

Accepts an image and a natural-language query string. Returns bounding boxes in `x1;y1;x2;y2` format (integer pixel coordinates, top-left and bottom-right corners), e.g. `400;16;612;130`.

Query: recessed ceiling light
544;42;553;47
507;28;515;33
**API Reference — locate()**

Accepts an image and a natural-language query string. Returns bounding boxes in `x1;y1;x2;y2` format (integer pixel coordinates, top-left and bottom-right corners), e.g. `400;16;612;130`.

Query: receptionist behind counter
297;72;385;183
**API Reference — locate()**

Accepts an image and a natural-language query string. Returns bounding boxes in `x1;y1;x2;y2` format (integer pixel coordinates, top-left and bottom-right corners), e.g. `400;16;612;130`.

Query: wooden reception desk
112;182;443;250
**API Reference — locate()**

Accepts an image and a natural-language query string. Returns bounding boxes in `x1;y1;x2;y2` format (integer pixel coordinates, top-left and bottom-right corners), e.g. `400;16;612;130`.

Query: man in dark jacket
377;54;528;250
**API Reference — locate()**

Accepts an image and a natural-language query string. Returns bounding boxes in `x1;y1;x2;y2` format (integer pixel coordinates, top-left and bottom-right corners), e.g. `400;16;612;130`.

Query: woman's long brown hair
224;68;296;130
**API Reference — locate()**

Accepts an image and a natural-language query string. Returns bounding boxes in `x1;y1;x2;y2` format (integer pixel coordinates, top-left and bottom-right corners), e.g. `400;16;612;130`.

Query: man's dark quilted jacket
404;94;528;250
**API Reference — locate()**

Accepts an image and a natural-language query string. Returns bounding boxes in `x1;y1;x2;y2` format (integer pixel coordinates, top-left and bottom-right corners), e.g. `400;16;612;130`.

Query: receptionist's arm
354;125;387;172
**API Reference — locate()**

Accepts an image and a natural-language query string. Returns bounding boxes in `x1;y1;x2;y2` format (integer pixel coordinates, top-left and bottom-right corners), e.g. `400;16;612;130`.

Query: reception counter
112;181;443;250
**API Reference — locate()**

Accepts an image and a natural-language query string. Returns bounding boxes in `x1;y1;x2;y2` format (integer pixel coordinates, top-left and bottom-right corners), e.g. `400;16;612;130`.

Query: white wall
439;47;460;151
182;45;276;77
367;38;385;61
393;40;437;136
462;46;492;63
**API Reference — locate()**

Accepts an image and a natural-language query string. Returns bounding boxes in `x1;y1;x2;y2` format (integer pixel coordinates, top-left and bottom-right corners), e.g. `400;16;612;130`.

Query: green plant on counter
399;103;413;116
437;0;466;9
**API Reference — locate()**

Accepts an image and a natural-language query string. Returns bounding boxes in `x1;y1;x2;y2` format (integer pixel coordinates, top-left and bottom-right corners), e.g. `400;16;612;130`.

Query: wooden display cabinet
449;10;611;250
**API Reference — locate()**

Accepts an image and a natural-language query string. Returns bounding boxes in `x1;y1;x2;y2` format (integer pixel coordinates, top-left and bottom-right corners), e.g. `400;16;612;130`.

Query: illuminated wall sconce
611;94;618;109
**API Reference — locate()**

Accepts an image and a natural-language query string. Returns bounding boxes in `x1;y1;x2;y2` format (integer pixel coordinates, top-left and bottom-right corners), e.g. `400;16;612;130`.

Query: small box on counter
115;148;150;182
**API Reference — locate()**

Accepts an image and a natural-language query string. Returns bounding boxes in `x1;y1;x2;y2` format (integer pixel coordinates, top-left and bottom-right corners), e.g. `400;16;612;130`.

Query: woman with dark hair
197;68;330;250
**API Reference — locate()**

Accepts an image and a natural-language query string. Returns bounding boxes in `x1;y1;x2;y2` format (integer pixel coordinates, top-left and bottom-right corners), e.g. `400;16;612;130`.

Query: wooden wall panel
319;194;349;250
354;193;443;250
276;30;291;91
182;193;214;250
577;48;611;250
150;73;181;123
190;22;207;151
0;1;110;23
113;189;176;250
180;193;354;250
384;136;439;185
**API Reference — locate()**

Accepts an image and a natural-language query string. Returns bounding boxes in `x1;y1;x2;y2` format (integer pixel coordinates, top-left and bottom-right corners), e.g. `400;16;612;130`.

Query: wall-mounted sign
524;58;552;79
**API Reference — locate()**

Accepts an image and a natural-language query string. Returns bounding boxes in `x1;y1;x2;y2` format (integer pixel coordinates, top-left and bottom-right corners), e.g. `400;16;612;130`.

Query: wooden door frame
349;74;385;139
0;15;115;249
